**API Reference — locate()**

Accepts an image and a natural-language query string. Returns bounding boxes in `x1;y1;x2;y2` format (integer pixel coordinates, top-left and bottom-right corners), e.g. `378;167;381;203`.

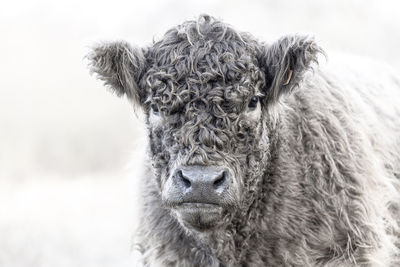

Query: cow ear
258;35;323;104
87;41;148;107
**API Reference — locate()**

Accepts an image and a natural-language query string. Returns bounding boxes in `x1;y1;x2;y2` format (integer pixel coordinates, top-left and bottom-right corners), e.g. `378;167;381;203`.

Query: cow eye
151;104;159;114
248;96;259;110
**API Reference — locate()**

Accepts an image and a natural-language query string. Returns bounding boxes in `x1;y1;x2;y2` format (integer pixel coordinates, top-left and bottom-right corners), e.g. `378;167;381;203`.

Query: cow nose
173;166;230;202
177;168;227;191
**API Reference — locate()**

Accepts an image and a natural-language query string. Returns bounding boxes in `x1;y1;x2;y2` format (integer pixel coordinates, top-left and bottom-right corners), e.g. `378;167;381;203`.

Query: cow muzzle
162;165;236;231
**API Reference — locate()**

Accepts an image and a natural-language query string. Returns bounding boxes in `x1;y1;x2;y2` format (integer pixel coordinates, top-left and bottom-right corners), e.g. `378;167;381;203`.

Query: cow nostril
182;177;191;188
213;171;226;188
177;170;191;188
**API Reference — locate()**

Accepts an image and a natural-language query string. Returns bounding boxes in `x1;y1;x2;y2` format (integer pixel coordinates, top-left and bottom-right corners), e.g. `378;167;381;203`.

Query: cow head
88;15;321;233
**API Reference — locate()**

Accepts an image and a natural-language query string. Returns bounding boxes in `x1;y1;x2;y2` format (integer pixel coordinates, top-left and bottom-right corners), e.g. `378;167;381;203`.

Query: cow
88;14;400;266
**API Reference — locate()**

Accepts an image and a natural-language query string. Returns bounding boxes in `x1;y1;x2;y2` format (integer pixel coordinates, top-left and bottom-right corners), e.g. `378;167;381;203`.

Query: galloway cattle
88;14;400;266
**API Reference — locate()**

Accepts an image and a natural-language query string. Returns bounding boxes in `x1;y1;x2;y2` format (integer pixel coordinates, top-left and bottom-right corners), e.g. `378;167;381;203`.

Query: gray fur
258;35;324;105
87;41;147;105
88;15;400;266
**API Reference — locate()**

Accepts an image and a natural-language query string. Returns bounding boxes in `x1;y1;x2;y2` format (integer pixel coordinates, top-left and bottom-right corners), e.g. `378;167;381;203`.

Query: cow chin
173;203;226;232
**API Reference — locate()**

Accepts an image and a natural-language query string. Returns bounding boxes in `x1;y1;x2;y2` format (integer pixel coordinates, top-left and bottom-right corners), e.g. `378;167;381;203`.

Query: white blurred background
0;0;399;266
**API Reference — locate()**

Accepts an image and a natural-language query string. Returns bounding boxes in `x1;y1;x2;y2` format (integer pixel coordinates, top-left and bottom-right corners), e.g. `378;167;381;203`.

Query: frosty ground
0;174;140;267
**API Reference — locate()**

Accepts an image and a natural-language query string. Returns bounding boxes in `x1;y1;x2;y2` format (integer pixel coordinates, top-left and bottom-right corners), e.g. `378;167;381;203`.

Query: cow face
88;15;321;233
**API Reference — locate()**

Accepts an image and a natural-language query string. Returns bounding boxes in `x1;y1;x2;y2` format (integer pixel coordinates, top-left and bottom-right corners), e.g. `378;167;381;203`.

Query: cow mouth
172;202;225;232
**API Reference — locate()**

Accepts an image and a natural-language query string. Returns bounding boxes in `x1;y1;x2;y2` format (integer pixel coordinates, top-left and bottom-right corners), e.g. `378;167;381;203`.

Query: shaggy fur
88;15;400;266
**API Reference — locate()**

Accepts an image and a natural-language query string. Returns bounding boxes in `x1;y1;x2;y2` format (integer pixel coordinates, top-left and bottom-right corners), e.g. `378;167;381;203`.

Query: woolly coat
88;15;400;267
136;58;400;267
